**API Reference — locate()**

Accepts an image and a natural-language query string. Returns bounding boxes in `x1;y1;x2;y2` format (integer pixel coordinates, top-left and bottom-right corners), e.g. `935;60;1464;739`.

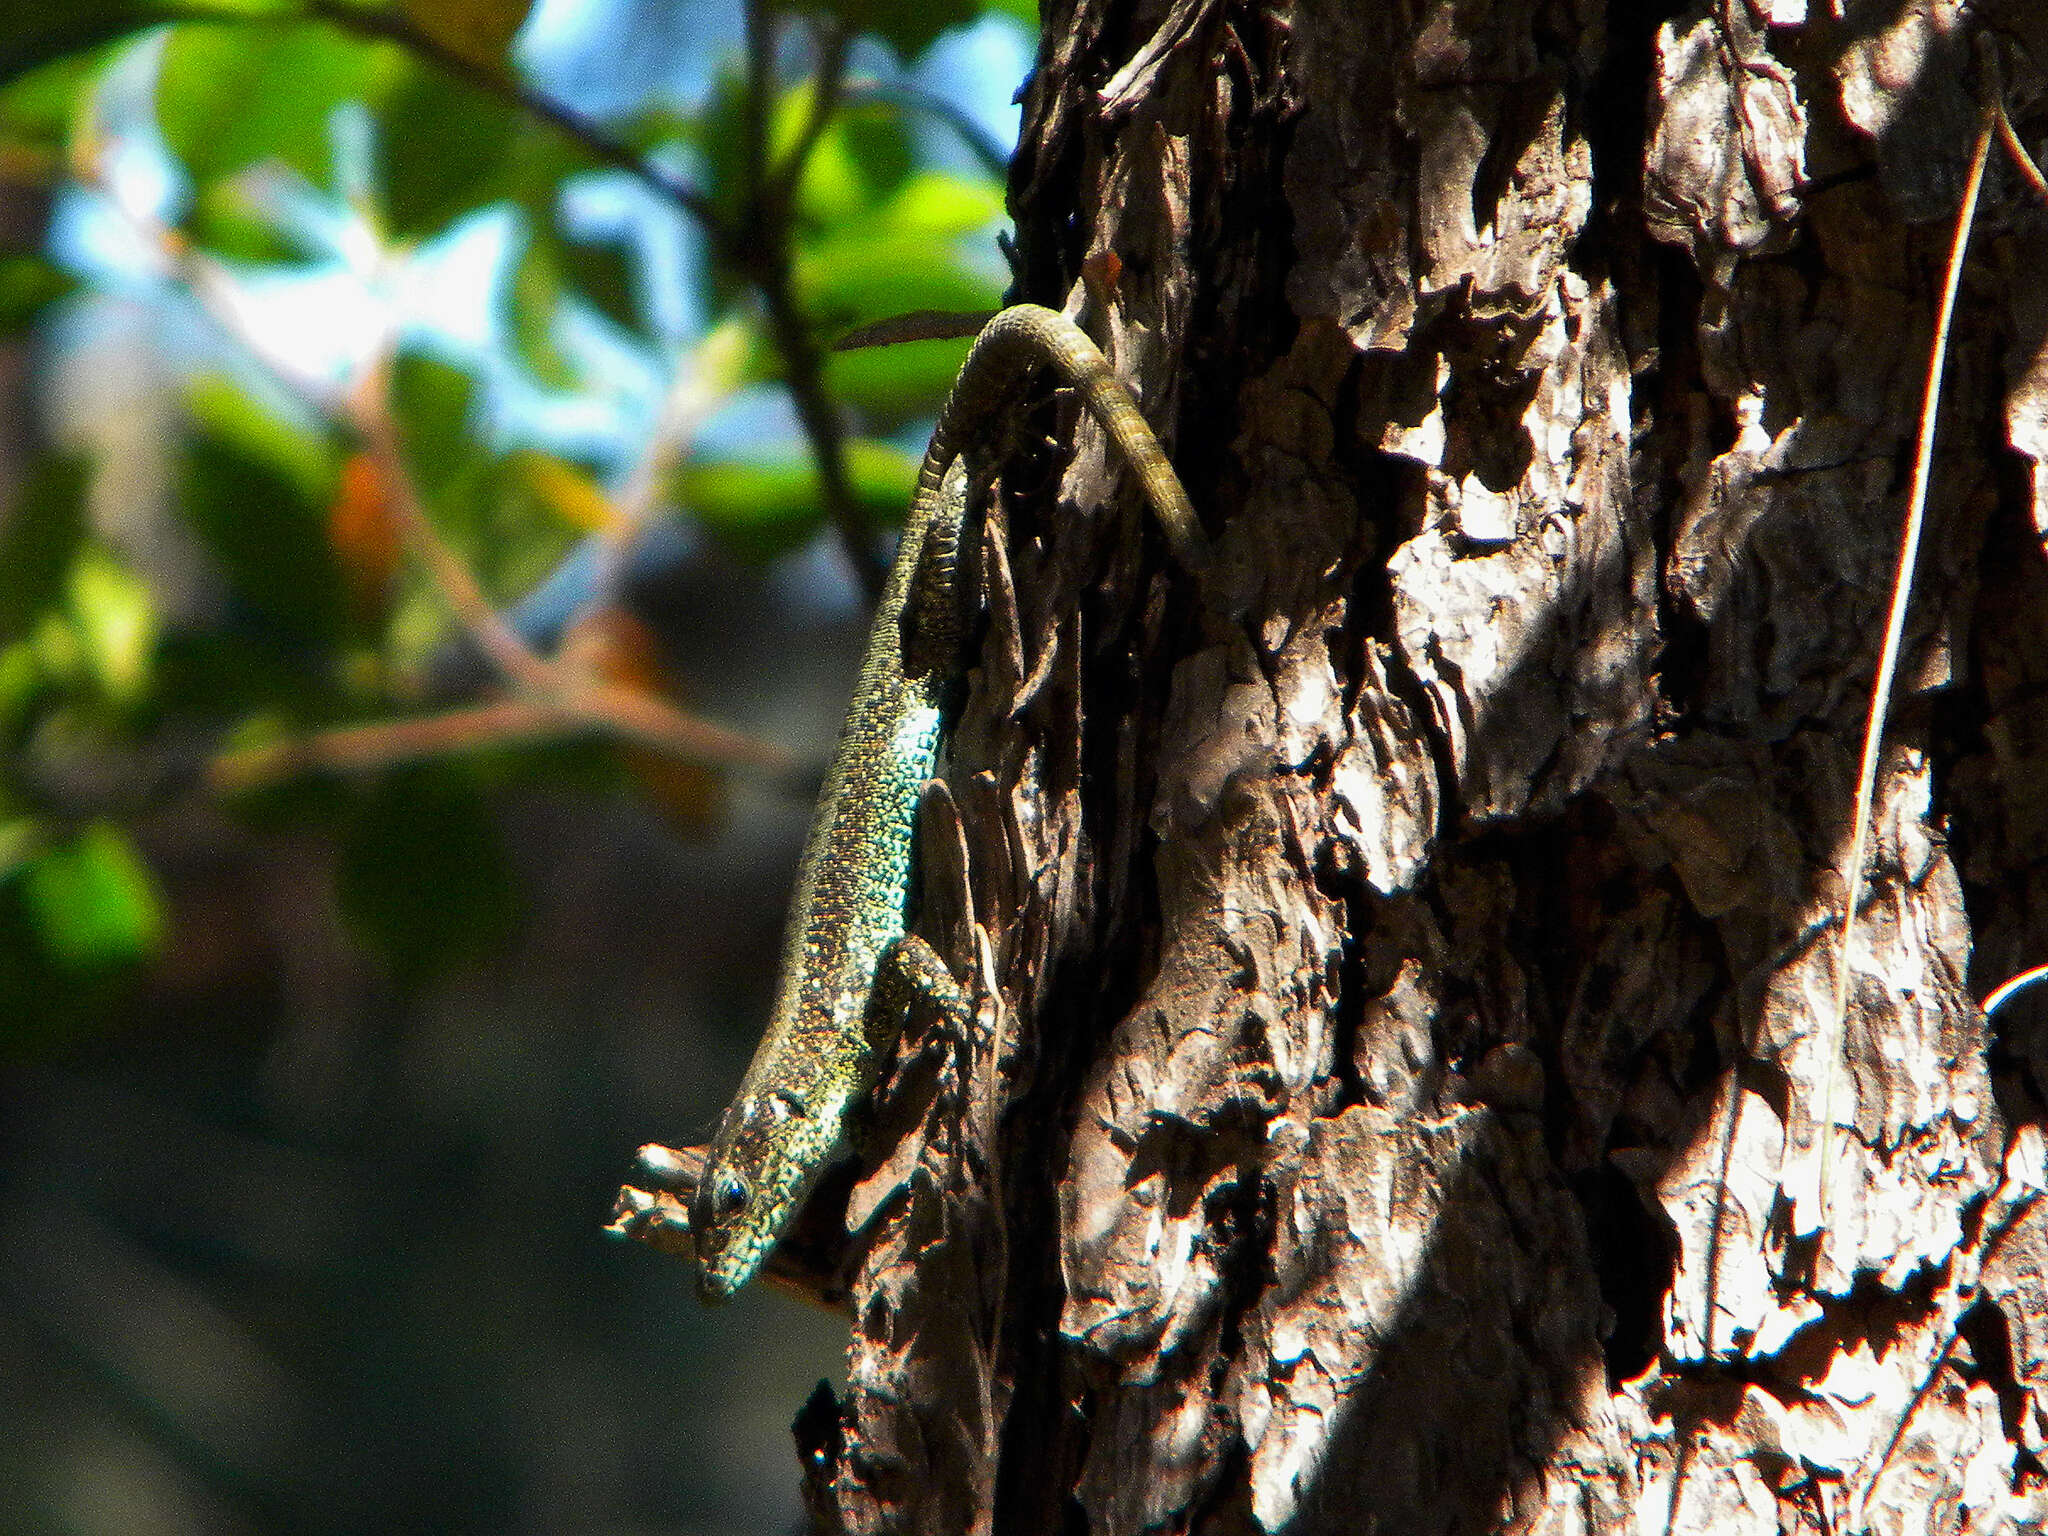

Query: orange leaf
516;452;620;535
330;450;400;623
563;608;727;835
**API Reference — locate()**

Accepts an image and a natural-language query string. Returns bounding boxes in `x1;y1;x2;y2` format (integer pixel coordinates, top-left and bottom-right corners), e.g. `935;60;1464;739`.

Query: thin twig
758;268;877;594
347;356;562;698
87;137;557;701
1984;964;2048;1019
347;353;798;779
151;0;877;604
763;16;852;211
593;321;747;610
1816;113;1992;1228
342;0;878;596
841;77;1012;181
209;699;590;789
78;143;344;413
95;153;553;699
1995;106;2048;207
209;690;797;792
742;0;775;209
576;681;797;778
834;309;998;351
737;0;879;597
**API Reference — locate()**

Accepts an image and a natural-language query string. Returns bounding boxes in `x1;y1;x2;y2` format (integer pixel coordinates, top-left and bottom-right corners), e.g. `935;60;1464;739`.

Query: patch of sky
557;159;704;347
518;0;747;121
499;284;667;457
48;34;179;285
904;15;1031;176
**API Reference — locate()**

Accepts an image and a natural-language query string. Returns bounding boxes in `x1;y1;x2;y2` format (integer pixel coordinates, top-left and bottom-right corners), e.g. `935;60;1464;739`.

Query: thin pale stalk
1985;964;2048;1019
1997;106;2048;207
1816;115;1992;1228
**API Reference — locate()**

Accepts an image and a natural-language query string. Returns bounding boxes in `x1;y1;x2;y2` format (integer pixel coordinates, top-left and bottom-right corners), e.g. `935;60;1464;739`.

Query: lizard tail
920;304;1208;569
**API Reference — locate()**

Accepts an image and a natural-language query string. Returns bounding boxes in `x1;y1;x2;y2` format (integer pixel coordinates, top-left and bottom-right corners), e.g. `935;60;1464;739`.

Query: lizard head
691;1084;842;1301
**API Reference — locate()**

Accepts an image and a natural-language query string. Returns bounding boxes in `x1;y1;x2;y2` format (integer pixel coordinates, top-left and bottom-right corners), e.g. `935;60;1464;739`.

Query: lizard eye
711;1174;750;1221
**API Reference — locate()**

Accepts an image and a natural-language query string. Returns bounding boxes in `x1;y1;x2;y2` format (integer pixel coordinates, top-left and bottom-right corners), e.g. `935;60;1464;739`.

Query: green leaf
152;628;346;721
505;221;637;385
674;437;920;559
178;376;346;646
0;48;102;137
778;168;1004;426
470;454;579;599
375;56;521;238
384;347;573;603
0;453;90;644
688;70;759;239
17;821;164;971
834;101;914;206
688;75;917;262
875;169;1005;238
791;172;1005;338
796;235;1001;329
182;178;313;265
778;85;875;230
0;640;43;739
66;546;158;705
186;372;335;500
155;22;389;190
554;222;640;338
0;817;37;882
3;4;166;90
790;0;977;60
399;0;535;69
505;232;580;390
500;101;588;215
337;769;517;979
387;348;483;507
824;333;976;432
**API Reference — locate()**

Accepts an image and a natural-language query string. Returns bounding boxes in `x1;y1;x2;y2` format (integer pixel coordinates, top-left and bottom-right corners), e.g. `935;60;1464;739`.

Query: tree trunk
796;4;2048;1533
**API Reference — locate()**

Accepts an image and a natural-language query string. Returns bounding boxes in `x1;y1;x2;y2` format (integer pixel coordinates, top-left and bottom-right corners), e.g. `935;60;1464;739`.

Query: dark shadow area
0;546;856;1535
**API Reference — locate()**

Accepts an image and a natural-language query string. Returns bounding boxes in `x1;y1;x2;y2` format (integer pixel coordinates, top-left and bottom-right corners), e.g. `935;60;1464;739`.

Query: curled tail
915;304;1207;571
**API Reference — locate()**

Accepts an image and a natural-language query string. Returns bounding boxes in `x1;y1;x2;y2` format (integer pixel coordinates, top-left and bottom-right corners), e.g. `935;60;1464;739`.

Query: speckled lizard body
690;305;1204;1301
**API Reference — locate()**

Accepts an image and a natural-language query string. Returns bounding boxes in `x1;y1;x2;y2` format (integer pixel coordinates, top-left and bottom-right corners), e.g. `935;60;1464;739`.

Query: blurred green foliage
0;0;1018;1050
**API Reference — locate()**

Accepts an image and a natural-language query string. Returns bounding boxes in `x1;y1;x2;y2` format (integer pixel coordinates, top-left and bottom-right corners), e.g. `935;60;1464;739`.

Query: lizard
685;303;1206;1302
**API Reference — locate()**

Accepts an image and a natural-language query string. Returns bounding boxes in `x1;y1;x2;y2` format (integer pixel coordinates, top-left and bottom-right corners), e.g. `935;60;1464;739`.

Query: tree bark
797;4;2048;1533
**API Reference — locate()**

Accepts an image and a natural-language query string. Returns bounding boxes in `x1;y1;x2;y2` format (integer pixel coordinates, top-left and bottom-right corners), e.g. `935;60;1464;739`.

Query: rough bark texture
795;3;2048;1532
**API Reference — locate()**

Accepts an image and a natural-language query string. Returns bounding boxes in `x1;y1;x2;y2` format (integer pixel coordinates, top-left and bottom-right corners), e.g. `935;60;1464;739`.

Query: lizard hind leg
865;933;977;1063
856;931;995;1211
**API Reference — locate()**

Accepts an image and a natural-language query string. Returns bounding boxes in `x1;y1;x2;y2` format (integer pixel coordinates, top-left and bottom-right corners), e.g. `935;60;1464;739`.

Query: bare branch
736;0;880;597
208;689;797;793
346;357;562;698
833;309;998;351
1996;105;2048;208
